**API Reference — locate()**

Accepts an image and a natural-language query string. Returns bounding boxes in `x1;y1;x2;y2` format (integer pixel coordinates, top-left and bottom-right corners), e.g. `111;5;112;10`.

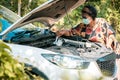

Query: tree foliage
0;0;47;16
0;40;45;80
0;40;29;79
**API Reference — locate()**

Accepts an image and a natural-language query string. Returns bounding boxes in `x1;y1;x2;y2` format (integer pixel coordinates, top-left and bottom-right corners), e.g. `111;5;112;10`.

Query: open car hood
0;0;86;36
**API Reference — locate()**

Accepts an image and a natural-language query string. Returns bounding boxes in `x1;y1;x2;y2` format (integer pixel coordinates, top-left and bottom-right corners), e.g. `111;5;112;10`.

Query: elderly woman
56;5;120;80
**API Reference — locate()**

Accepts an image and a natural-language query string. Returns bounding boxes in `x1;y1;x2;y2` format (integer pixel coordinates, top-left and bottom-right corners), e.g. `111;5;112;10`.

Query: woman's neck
87;19;96;29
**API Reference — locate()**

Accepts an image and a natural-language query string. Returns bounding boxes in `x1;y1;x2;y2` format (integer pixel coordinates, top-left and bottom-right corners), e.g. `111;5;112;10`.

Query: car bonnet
0;0;86;36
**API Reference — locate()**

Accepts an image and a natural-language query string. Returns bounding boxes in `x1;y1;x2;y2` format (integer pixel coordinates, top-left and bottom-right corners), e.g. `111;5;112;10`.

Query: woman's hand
56;30;65;37
56;30;71;37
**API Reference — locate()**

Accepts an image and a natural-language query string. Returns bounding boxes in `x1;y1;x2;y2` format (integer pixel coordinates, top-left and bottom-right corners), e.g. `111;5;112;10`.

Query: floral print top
70;18;120;54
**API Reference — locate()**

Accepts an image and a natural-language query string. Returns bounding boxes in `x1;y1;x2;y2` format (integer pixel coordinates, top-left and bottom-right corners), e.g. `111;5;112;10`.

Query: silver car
0;0;116;80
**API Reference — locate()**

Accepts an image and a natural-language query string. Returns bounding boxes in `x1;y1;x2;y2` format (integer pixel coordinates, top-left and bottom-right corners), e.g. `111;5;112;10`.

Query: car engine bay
9;28;115;60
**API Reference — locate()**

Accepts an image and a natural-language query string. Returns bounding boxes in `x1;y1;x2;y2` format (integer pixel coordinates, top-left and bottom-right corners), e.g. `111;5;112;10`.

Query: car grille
97;59;115;76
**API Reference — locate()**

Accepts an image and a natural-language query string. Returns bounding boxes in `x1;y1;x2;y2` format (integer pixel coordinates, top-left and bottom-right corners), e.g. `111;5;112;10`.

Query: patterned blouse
70;18;120;54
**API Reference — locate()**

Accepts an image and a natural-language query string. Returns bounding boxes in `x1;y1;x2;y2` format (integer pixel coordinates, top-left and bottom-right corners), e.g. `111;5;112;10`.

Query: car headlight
41;53;90;69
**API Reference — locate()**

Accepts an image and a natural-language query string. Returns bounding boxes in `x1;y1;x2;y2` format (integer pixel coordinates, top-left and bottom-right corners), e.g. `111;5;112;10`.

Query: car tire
25;64;49;80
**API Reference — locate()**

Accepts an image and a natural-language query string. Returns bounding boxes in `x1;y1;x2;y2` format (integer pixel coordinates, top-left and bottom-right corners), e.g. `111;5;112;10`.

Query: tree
18;0;21;16
0;0;47;16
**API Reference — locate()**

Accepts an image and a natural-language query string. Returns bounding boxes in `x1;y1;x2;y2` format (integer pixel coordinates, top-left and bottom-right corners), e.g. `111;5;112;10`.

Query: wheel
24;64;49;80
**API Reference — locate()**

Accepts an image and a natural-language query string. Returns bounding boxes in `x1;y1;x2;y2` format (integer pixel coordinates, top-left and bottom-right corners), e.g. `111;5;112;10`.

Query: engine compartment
9;28;114;59
46;37;114;59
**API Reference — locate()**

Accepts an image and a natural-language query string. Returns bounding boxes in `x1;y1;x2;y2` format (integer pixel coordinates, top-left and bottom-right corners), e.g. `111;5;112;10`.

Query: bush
0;40;30;80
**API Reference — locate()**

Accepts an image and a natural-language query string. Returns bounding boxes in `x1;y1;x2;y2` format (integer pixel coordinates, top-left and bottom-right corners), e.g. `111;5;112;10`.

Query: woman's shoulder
95;18;107;23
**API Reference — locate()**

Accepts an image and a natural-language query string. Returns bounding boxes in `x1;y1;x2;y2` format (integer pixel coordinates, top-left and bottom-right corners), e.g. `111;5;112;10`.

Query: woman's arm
56;29;73;37
56;23;85;37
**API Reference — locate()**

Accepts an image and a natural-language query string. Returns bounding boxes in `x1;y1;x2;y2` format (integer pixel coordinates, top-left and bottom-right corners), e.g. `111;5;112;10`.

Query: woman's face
81;7;93;25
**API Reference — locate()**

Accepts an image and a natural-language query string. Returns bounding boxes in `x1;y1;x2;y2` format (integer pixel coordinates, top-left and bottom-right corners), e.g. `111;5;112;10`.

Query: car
0;0;116;80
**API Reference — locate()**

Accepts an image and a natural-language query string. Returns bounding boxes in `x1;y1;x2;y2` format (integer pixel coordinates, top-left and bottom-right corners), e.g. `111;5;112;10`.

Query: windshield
0;11;36;41
0;17;12;32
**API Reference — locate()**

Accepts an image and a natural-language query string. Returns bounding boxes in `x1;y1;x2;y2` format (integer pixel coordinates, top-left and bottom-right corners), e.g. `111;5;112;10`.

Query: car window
0;17;12;32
